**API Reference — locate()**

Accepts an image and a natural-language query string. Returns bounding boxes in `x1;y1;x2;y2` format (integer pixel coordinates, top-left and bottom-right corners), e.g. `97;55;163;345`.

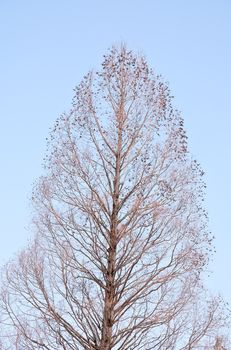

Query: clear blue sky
0;1;230;303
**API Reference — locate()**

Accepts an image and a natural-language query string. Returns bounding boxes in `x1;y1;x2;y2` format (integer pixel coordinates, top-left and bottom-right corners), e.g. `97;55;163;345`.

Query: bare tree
0;45;230;349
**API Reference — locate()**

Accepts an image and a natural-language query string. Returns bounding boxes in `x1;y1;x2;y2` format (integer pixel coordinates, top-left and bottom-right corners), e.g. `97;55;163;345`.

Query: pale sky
0;0;230;304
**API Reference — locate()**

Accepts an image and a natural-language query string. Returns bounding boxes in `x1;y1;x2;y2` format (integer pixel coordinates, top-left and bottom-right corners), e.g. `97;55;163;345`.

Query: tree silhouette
0;45;229;349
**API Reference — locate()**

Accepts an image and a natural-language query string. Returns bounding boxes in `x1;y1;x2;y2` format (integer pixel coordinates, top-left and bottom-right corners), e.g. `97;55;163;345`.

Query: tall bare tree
0;46;230;349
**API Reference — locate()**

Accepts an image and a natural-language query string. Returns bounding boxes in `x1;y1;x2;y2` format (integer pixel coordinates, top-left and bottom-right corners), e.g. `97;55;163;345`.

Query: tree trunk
100;109;123;350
